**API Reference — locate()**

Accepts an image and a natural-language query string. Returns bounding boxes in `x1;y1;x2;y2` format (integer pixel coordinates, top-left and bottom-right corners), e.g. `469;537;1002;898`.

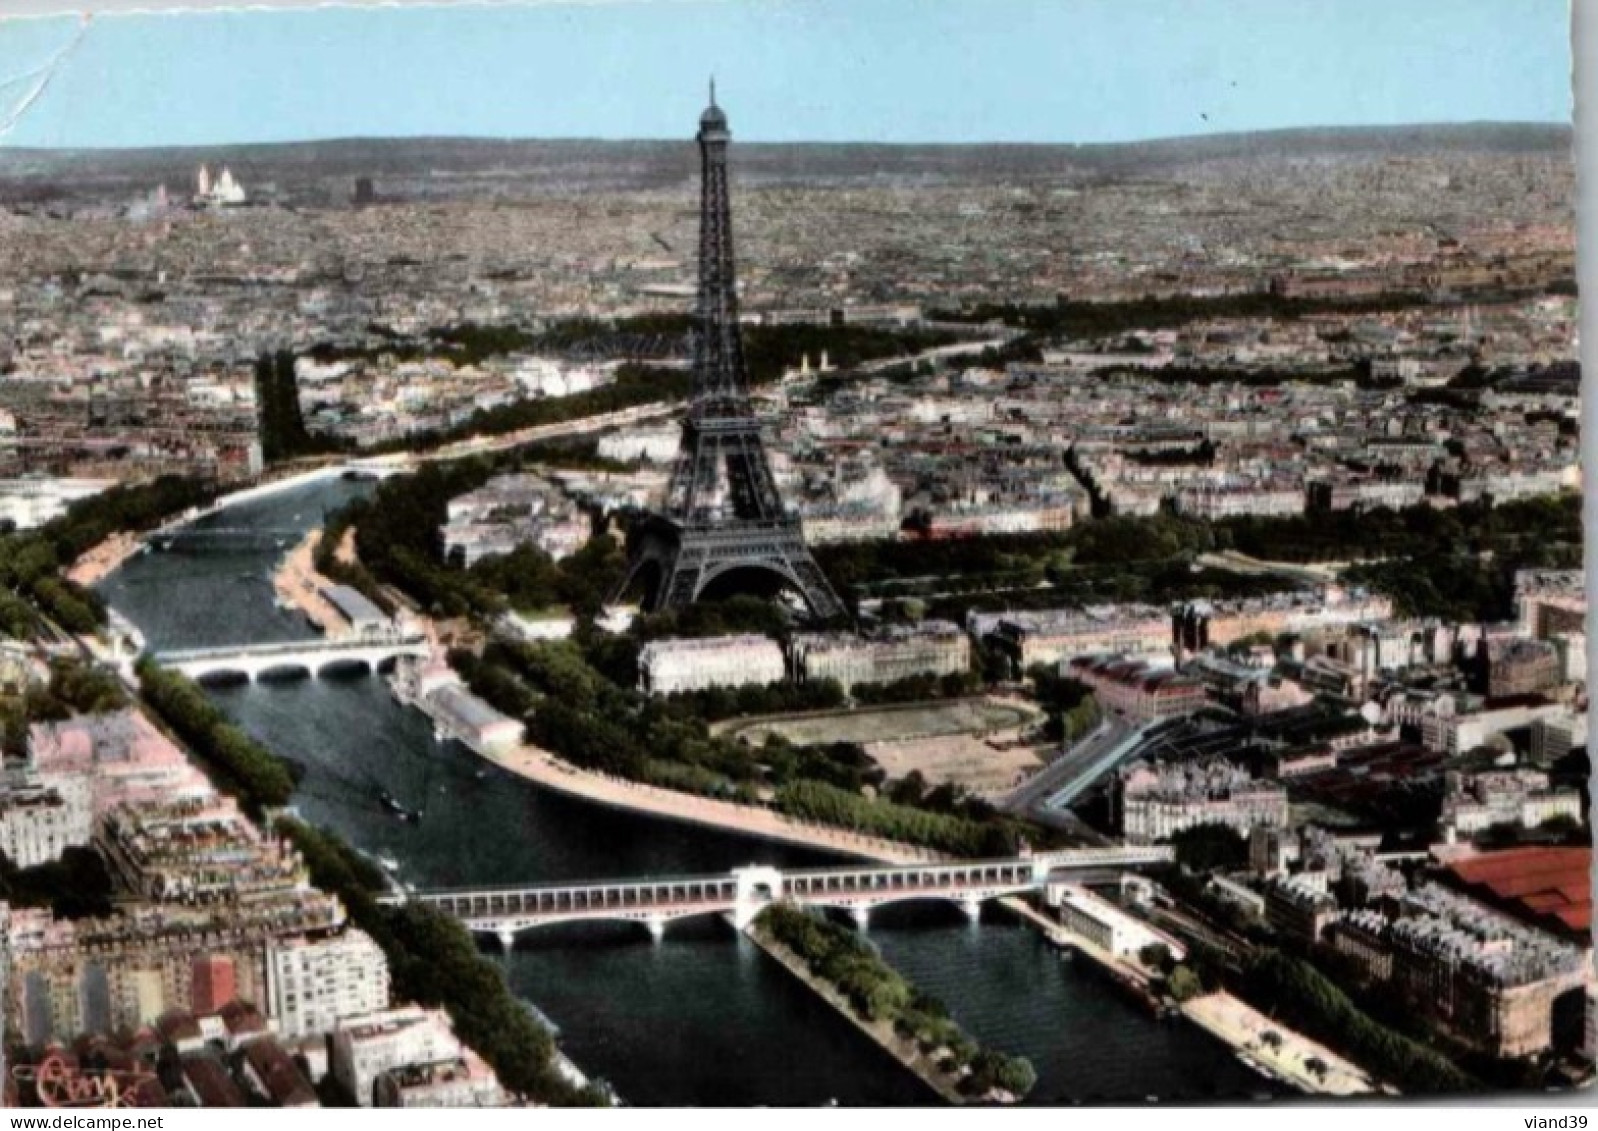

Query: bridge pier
646;916;666;943
497;929;517;953
960;897;983;924
848;906;870;930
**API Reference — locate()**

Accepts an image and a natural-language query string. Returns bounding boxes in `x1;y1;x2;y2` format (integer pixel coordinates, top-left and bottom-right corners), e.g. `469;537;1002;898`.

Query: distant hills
0;122;1571;206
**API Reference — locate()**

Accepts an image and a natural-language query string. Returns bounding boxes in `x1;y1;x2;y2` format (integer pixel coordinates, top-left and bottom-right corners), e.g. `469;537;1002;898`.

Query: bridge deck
156;634;427;662
408;858;1040;902
400;851;1171;929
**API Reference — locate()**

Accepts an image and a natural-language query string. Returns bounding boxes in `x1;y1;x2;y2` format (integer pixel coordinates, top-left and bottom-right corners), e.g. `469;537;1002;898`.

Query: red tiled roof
217;999;267;1035
182;1054;244;1108
243;1039;317;1107
1447;846;1591;935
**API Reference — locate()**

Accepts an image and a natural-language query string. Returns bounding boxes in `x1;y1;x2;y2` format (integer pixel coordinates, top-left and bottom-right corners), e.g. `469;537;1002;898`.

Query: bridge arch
255;662;313;682
191;667;252;686
471;905;722;945
731;865;784;926
315;656;375;679
733;865;784;903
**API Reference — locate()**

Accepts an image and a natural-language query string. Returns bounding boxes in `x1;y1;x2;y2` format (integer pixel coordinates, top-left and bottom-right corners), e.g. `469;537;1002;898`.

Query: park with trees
135;659;298;813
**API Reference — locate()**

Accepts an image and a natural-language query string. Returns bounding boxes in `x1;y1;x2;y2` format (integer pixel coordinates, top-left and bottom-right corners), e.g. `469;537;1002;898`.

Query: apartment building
790;621;970;692
1113;760;1289;844
332;1006;481;1107
990;606;1172;669
1439;770;1583;836
267;929;392;1041
637;635;786;696
1066;655;1209;722
0;780;87;870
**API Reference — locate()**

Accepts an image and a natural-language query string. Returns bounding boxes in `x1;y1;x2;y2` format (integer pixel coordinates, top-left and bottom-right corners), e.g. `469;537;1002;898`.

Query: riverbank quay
740;915;968;1105
998;895;1167;1013
997;896;1379;1098
487;740;944;864
367;599;941;861
65;530;145;588
1181;992;1386;1097
273;528;353;636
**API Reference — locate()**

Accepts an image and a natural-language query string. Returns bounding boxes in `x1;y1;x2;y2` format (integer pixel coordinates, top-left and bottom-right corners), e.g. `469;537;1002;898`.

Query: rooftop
324;584;388;626
1445;846;1592;938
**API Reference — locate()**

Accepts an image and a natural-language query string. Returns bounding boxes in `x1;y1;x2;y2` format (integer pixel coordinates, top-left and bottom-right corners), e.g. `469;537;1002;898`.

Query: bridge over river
394;847;1172;945
153;633;429;682
148;527;306;553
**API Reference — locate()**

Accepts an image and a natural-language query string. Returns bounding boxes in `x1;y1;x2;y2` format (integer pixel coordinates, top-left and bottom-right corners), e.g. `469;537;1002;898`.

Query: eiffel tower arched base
617;514;846;622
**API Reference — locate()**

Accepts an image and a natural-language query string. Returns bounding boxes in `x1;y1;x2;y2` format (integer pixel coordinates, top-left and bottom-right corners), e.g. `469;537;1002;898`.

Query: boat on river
523;1000;561;1038
378;790;422;824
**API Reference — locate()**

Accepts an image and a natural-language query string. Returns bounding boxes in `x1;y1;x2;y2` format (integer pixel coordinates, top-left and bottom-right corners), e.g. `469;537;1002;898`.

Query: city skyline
0;0;1573;150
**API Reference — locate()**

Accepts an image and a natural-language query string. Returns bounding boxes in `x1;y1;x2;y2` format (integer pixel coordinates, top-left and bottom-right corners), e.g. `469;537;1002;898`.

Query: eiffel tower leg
612;522;682;611
612;557;653;610
659;560;703;612
784;552;847;622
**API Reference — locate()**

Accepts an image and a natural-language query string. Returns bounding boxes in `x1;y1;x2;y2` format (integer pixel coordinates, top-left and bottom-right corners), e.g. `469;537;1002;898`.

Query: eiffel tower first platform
615;91;845;622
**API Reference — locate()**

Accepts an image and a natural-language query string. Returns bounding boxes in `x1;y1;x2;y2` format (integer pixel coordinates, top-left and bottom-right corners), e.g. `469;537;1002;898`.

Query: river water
100;477;1273;1106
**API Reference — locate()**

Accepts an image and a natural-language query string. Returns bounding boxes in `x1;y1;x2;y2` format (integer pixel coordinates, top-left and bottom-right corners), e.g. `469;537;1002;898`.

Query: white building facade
637;635;786;696
268;929;392;1041
331;1007;467;1108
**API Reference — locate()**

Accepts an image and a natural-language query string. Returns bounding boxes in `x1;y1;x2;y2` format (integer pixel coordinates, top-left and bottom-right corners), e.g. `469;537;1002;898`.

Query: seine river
100;477;1273;1107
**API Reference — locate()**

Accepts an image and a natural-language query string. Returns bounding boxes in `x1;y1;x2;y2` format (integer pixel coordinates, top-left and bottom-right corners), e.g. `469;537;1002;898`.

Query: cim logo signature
12;1052;156;1108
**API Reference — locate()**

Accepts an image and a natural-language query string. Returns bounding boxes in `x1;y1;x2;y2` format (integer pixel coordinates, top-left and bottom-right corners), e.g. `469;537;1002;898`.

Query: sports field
721;698;1047;797
721;697;1040;748
869;734;1045;797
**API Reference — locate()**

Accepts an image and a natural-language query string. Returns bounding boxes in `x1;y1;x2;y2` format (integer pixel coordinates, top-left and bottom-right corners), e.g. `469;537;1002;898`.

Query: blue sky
0;0;1573;149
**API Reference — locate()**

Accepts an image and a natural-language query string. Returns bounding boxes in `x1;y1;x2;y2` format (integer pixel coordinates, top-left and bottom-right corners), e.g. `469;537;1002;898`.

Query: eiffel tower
616;88;845;621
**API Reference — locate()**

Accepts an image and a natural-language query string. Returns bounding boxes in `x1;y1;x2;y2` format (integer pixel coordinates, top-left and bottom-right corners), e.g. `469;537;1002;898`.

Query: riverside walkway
490;742;947;864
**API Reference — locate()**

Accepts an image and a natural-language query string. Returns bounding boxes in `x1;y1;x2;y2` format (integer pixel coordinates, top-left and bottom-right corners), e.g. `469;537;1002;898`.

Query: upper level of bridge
1029;845;1173;869
400;846;1173;909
